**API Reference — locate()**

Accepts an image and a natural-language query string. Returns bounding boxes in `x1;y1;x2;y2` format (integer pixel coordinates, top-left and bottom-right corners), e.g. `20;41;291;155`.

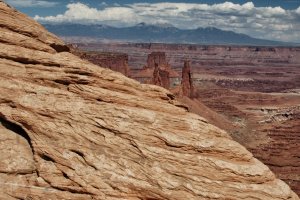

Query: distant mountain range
43;23;296;46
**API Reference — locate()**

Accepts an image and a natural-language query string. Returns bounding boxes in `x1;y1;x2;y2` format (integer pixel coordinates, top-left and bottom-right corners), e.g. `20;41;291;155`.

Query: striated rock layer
74;40;300;195
147;52;168;69
73;50;130;77
0;2;299;199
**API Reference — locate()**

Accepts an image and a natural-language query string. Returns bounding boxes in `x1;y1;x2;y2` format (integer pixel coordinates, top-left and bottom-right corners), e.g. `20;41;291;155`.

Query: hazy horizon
4;0;300;43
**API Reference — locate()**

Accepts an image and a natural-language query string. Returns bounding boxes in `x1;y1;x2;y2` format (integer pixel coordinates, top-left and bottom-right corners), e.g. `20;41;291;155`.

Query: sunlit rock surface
0;1;299;199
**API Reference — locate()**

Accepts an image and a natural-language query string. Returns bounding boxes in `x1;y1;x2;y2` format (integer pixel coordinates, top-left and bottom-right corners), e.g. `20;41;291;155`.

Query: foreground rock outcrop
73;39;300;195
0;2;299;199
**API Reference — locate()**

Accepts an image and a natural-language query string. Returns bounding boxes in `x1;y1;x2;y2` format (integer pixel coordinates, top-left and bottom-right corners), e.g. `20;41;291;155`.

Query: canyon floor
74;42;300;195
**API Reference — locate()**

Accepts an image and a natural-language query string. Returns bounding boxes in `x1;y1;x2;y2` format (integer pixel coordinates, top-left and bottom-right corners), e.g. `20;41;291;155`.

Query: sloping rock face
0;2;299;200
74;42;300;195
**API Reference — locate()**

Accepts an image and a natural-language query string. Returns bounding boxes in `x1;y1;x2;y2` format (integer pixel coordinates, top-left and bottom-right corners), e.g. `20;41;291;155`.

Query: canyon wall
73;50;130;76
147;51;169;69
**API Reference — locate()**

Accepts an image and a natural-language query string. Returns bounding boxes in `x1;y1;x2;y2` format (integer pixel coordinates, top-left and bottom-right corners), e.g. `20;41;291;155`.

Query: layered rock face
248;106;300;195
132;52;180;89
73;50;130;77
146;52;168;69
73;40;300;195
0;2;299;200
193;86;300;195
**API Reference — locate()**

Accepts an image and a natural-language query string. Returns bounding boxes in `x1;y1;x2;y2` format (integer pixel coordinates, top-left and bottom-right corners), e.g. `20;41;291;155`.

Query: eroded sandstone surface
74;41;300;195
0;1;299;199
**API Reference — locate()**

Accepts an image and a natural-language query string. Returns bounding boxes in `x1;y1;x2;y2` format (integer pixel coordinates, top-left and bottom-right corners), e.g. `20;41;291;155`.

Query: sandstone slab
0;1;299;199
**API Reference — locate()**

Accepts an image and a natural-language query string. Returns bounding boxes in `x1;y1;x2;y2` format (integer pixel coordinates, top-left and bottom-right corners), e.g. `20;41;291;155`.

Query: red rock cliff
152;63;170;89
147;51;169;69
74;51;130;76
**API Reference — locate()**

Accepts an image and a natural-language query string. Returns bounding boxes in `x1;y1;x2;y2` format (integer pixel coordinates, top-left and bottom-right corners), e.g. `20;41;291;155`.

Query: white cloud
296;6;300;15
259;6;286;17
35;3;138;24
34;2;300;42
6;0;58;7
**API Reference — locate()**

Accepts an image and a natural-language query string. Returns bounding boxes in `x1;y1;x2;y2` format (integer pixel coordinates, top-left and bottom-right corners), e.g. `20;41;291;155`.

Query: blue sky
6;0;300;16
4;0;300;42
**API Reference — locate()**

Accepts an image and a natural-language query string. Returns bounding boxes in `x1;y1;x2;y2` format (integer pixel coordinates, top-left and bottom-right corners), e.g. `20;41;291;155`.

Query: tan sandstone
0;1;298;199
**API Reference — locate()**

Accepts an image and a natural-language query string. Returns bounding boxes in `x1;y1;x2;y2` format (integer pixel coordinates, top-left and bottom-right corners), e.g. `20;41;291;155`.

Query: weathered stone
152;63;170;89
0;1;298;199
73;41;300;195
133;52;180;89
181;60;193;97
147;52;168;69
73;50;130;77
